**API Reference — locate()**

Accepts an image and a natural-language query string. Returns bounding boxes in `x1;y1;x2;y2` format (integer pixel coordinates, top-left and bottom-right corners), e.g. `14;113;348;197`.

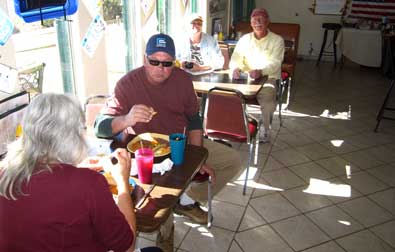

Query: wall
255;0;342;58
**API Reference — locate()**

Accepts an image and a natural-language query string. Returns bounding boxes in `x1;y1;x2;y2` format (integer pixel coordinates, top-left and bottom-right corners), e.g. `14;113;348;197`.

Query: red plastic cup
135;148;154;184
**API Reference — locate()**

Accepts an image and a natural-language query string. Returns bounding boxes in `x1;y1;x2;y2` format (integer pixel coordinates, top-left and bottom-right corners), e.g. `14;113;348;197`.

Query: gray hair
0;93;87;200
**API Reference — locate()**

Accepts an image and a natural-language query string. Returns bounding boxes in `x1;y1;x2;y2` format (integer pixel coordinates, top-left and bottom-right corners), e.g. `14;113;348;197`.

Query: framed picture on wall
211;17;223;35
209;0;226;16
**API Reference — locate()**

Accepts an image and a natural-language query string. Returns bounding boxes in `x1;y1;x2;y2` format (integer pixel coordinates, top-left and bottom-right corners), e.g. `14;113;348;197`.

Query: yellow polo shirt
230;31;284;79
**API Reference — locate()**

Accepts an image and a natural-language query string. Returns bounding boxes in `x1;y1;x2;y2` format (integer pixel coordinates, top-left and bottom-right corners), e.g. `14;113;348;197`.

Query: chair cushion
281;71;290;79
207;119;258;142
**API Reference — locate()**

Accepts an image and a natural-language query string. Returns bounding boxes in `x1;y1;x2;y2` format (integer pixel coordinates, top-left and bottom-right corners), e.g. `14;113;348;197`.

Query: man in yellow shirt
230;8;284;142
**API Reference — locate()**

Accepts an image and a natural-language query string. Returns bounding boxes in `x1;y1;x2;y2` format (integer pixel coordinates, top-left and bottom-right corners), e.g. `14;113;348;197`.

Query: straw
183;126;186;137
140;140;144;154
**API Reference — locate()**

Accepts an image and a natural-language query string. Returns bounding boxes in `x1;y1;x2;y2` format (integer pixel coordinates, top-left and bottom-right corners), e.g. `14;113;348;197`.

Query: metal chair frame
204;86;258;195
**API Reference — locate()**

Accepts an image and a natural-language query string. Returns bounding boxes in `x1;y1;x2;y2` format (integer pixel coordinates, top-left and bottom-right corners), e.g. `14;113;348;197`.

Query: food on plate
129;137;170;156
127;133;171;157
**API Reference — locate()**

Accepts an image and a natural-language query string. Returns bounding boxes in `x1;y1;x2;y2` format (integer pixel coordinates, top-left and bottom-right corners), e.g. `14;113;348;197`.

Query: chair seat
281;71;290;79
206;119;258;142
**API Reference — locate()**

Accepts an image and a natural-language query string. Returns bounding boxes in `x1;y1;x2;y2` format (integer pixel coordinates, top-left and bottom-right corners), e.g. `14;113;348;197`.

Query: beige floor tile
238;205;267;231
342;150;385;170
271;215;330;251
277;132;315;147
325;177;363;204
367;164;395;187
235;225;293;252
306;205;364;238
179;226;234;252
281;186;333;213
365;145;395;163
174;215;192;248
300;127;337;142
300;241;347;252
281;118;317;132
211;200;245;231
289;161;335;183
319;139;362;154
251;177;284;198
271;148;311;166
214;182;252;206
296;143;336;160
260;167;306;190
338;197;393;227
368;188;395;215
262;156;286;172
370;220;395;248
228;241;243;252
336;230;395;252
271;138;291;152
316;156;360;177
339;170;390;195
250;193;300;223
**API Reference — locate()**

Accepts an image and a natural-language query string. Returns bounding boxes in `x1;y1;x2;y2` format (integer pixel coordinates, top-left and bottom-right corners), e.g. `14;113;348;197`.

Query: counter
336;28;382;67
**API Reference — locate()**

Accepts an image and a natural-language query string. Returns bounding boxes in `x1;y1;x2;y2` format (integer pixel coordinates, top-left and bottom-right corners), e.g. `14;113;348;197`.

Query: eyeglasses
147;57;174;67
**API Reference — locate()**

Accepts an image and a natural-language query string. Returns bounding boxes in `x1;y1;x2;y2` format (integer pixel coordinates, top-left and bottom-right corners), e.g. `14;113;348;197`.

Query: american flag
348;0;395;21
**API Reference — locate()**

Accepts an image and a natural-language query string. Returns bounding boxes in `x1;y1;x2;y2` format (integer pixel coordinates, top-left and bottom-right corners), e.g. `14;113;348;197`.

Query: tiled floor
138;60;395;251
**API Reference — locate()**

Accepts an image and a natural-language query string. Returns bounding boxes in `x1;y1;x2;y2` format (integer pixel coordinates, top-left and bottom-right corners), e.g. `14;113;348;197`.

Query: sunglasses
147;57;174;67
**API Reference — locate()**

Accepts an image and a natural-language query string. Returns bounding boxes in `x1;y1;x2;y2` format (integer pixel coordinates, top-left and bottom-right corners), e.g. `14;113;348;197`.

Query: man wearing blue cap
95;34;242;226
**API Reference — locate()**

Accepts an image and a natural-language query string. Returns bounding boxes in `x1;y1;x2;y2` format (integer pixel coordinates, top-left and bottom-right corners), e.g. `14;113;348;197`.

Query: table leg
155;213;174;252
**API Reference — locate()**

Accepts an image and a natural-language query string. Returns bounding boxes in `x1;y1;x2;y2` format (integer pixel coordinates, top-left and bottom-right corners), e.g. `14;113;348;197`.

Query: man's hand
232;68;241;79
248;69;262;80
124;104;156;127
199;164;216;184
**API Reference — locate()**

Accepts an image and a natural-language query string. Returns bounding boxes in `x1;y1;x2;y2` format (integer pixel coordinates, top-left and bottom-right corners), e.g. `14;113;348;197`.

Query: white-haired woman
0;94;161;252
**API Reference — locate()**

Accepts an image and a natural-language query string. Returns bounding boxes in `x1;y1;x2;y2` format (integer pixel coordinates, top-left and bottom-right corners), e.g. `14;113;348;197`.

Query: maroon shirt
103;66;199;135
0;164;133;252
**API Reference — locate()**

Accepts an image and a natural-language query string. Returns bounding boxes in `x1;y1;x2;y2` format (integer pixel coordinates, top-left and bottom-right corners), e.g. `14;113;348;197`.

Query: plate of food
127;132;170;157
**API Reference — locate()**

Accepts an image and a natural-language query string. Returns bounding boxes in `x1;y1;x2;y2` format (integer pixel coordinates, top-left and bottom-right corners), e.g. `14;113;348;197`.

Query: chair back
18;62;46;96
268;23;300;78
84;95;109;130
204;87;251;143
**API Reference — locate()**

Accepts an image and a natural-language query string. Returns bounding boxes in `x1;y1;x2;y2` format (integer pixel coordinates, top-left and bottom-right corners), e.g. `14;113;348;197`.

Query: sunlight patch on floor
304;178;351;197
234;180;284;192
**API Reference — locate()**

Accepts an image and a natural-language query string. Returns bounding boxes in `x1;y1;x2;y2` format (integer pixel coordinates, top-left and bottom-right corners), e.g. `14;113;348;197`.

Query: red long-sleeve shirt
0;164;133;252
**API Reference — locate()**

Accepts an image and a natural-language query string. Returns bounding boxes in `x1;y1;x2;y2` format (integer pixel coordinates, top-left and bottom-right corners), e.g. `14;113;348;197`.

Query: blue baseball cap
145;34;175;59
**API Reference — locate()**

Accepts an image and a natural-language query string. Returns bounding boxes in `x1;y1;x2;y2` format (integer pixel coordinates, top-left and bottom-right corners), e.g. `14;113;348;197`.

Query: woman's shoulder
54;163;104;184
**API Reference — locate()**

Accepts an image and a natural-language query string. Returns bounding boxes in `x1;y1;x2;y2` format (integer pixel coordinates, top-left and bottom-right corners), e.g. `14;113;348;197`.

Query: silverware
135;184;155;208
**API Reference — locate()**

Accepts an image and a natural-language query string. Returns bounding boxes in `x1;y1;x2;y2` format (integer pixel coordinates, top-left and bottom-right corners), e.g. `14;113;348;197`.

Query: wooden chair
203;87;259;195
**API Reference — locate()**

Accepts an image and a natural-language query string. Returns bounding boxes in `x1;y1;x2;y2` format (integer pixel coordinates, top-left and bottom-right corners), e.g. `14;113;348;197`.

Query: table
192;71;265;98
111;135;208;233
336;28;382;67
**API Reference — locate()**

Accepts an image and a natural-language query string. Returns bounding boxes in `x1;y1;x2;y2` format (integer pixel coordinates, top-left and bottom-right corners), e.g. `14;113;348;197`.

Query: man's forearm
111;115;131;135
188;129;203;146
95;113;130;138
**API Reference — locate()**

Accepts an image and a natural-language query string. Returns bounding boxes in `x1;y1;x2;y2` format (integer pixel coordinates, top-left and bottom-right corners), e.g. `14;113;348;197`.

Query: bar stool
316;23;342;66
